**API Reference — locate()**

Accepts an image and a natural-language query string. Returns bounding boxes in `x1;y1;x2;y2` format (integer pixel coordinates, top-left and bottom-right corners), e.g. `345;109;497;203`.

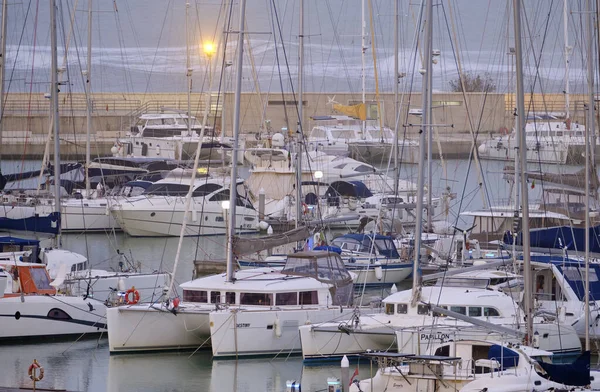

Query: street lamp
314;170;323;206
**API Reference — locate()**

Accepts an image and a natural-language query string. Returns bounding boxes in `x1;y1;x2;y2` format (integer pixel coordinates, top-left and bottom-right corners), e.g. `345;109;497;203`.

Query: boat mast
225;0;246;283
512;0;533;344
411;0;432;302
85;0;92;195
185;1;192;146
563;0;571;123
50;0;61;245
393;0;399;194
0;0;7;168
295;0;304;236
360;0;366;139
584;0;595;351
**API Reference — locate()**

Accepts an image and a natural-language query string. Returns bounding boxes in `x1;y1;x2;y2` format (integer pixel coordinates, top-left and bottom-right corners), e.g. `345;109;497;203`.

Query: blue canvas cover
488;344;519;370
538;351;590;386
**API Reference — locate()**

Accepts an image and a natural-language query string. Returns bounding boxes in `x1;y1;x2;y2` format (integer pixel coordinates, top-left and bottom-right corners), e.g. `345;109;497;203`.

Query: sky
1;1;594;95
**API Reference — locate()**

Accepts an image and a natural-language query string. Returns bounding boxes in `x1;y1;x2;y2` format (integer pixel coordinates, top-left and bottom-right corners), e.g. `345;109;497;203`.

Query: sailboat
0;0;109;341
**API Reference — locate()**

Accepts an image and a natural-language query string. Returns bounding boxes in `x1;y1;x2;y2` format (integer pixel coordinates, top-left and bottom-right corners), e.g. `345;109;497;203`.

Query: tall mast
411;0;432;301
225;0;246;283
584;0;595;352
393;0;399;194
360;0;366;139
295;0;304;235
50;0;61;244
563;0;570;122
185;2;192;146
0;0;7;167
425;10;433;232
85;0;92;195
513;0;533;344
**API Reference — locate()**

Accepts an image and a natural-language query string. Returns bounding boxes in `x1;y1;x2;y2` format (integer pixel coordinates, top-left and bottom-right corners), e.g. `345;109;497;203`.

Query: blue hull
0;211;60;235
507;224;600;254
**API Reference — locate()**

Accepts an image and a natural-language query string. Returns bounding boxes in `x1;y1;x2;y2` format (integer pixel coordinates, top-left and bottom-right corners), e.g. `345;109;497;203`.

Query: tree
448;72;496;93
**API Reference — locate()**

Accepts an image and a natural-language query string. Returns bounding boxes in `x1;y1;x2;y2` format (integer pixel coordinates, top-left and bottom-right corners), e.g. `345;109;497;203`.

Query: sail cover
232;226;312;256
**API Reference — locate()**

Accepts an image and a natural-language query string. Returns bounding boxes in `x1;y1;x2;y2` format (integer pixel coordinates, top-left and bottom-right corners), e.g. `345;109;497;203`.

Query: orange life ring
28;360;44;382
125;287;140;305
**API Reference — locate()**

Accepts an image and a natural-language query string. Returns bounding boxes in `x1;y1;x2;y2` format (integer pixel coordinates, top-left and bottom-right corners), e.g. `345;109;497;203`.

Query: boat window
397;303;408;314
299;291;319;305
434;345;450;357
385;303;395;315
367;129;393;140
226;292;236;304
450;306;467;315
331;129;358;139
240;292;273;306
47;308;72;320
562;266;582;281
556;131;563;137
209;190;230;202
469;307;482;317
354;165;374;173
333;163;347;169
210;291;221;304
433;305;447;317
194;183;223;197
417;304;429;315
331;238;362;252
483;307;500;317
145;183;190;196
142;129;185;138
276;292;298;306
30;268;52;290
183;289;207;303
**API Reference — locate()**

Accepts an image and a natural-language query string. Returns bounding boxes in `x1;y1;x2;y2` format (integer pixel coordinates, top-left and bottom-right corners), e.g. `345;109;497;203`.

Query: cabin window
450;306;467;315
434;345;450;357
417;304;429;315
225;292;236;304
240;292;273;306
47;308;72;320
193;183;223;197
331;129;358;139
483;307;500;317
299;291;319;305
469;307;482;317
183;290;207;303
210;291;221;304
209;190;230;202
354;165;374;173
433;305;447;317
310;129;327;139
144;183;190;197
563;267;583;281
397;304;408;314
276;292;298;306
30;268;52;290
385;303;395;315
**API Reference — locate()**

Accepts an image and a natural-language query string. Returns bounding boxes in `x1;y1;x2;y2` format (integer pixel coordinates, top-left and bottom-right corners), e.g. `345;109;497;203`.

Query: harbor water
0;158;588;391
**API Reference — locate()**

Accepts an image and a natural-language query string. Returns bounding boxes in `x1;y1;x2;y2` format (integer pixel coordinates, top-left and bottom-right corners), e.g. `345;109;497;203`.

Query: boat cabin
331;233;400;259
1;261;56;297
181;251;354;308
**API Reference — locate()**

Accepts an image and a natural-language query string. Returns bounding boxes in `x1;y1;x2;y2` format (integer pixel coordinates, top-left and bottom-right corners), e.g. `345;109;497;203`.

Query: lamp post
221;199;230;233
314;170;323;207
203;41;216;133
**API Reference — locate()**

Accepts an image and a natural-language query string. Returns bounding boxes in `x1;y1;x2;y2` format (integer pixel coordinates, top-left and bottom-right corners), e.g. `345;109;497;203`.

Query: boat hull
106;304;212;353
209;307;357;358
0;295;107;340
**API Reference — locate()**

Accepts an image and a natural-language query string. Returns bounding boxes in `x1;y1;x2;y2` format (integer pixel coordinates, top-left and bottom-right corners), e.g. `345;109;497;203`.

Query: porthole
14;311;21;320
151;212;156;217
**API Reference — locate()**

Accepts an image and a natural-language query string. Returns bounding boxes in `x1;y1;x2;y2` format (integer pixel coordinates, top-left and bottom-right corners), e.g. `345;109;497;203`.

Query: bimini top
282;251;353;286
326;181;373;198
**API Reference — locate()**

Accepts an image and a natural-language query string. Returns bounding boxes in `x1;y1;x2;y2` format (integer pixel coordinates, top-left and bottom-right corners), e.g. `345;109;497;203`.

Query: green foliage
449;72;497;93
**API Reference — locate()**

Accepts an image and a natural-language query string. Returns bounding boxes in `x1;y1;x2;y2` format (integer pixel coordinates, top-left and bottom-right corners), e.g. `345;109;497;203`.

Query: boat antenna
0;0;6;170
225;0;247;283
85;0;92;195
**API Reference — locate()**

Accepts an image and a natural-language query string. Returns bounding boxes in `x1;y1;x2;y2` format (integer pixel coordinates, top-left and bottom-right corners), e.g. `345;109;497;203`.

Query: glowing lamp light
221;200;230;210
314;170;323;180
203;41;216;57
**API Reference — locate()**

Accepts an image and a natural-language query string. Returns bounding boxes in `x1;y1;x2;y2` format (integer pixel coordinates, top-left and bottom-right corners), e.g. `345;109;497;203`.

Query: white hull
300;315;581;361
0;295;107;340
347;264;413;286
106;303;213;353
479;138;569;164
111;207;258;237
209;307;357;357
0;199;120;232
